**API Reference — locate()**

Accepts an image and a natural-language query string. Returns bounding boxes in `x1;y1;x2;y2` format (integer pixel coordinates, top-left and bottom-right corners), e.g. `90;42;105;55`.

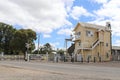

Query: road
0;61;120;80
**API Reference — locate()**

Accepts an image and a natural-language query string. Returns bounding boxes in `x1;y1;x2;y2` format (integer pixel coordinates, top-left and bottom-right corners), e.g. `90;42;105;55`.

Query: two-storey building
73;22;111;62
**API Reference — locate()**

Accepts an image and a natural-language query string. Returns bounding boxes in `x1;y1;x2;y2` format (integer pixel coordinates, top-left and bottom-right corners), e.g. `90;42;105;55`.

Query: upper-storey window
86;30;93;37
78;41;81;46
106;43;108;47
75;32;81;39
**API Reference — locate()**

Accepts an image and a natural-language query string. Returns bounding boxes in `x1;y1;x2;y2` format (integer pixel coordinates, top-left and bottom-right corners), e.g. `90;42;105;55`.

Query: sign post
25;43;30;61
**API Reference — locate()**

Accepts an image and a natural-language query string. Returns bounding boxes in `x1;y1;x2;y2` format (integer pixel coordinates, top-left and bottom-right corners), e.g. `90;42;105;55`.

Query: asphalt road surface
0;61;120;80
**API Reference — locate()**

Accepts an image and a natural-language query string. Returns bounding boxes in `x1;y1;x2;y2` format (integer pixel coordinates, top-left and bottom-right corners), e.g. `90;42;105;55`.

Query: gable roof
73;22;109;31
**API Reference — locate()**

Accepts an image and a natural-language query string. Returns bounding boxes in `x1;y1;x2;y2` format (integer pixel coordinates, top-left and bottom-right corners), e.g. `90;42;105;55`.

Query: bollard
87;56;89;63
64;57;66;62
71;57;74;63
81;57;83;63
73;58;74;63
94;57;96;63
56;57;58;63
54;56;56;63
27;54;30;62
1;52;4;60
99;57;101;62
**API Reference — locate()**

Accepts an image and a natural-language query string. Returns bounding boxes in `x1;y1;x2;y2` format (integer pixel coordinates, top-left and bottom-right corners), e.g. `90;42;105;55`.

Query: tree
10;29;36;55
0;22;37;56
39;43;52;54
32;50;39;54
57;49;64;56
0;22;16;54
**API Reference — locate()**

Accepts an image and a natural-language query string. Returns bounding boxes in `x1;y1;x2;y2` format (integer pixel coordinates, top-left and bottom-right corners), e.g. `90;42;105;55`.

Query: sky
0;0;120;49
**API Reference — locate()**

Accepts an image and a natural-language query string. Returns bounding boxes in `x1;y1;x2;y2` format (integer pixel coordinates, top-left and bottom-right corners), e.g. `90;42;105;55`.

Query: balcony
77;42;91;50
72;34;81;41
72;32;81;41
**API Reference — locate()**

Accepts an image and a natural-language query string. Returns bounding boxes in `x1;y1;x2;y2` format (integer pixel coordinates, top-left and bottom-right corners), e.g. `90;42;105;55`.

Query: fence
72;53;112;62
0;53;65;62
0;54;49;61
0;55;24;61
28;54;65;62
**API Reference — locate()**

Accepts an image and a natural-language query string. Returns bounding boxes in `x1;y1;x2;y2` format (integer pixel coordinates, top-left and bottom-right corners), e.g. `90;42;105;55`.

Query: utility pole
38;34;40;54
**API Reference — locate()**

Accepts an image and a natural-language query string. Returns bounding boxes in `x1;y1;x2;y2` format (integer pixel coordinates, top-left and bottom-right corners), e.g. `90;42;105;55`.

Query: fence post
99;57;101;62
87;56;89;63
46;52;48;62
56;57;58;63
81;57;83;63
94;57;96;63
1;52;4;60
64;56;66;62
27;54;30;61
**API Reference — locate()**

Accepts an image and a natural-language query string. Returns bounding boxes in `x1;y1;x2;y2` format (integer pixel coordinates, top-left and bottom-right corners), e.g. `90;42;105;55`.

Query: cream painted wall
74;23;111;61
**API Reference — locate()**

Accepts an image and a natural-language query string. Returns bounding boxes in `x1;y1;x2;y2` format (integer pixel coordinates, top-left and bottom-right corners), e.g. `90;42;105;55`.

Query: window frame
86;30;94;37
75;31;81;39
106;43;108;47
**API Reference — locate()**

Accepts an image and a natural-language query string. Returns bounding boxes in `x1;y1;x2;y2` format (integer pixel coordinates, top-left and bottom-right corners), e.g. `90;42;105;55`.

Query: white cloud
92;0;120;36
0;0;73;34
49;42;60;50
91;0;110;4
57;28;73;36
89;0;120;46
94;0;120;19
62;0;75;12
43;34;51;38
113;40;120;46
70;6;93;20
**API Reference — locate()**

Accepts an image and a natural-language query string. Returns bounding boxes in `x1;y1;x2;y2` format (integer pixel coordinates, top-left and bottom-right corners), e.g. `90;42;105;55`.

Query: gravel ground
66;61;120;68
0;65;101;80
0;61;120;80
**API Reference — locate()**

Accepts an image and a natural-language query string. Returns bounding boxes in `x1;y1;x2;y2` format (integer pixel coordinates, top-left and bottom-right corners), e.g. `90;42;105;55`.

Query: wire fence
0;55;24;61
0;53;63;62
0;54;119;63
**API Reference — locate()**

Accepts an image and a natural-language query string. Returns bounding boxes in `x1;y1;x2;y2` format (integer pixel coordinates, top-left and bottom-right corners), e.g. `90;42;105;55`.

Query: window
106;43;108;47
77;32;81;35
106;53;109;58
86;30;93;37
78;42;81;46
75;32;81;39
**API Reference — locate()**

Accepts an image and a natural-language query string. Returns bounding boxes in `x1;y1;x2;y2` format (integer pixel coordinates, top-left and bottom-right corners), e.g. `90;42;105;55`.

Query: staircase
76;39;100;50
68;44;75;56
91;39;100;49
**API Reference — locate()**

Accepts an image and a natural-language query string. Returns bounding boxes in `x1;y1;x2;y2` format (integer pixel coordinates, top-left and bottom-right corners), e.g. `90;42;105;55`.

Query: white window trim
75;32;81;39
86;30;93;37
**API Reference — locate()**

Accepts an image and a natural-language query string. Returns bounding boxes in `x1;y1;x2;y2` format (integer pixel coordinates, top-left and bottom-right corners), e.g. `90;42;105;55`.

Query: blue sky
0;0;120;49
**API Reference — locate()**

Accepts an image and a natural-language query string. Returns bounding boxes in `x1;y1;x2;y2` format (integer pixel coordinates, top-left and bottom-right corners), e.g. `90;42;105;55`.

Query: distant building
73;22;112;62
112;46;120;61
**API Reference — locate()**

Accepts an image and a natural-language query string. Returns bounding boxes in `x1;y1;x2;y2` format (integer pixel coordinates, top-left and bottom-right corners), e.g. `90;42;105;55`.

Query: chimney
106;22;111;29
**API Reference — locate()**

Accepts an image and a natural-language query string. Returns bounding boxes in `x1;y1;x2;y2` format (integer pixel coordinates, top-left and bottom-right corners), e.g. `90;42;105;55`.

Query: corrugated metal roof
79;22;106;29
73;22;110;31
112;46;120;50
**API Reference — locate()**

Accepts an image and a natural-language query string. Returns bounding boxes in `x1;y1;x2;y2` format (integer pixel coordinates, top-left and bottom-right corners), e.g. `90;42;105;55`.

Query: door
77;54;82;61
